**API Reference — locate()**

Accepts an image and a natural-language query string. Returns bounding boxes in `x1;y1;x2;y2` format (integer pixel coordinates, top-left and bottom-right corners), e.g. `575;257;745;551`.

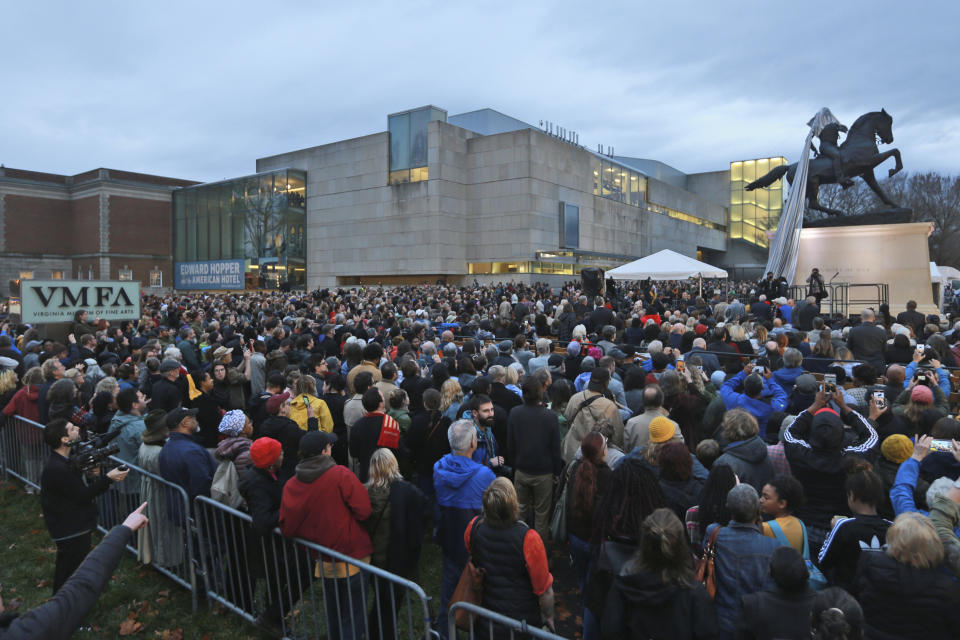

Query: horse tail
744;165;789;191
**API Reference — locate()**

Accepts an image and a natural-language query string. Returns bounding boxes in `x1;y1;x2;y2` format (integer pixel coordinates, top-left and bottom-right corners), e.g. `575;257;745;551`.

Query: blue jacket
107;412;146;467
720;371;788;438
433;453;495;565
903;361;951;396
772;366;803;395
705;521;782;637
158;431;217;502
891;457;960;536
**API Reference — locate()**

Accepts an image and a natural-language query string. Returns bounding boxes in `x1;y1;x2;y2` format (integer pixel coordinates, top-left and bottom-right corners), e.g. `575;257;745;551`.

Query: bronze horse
745;109;903;216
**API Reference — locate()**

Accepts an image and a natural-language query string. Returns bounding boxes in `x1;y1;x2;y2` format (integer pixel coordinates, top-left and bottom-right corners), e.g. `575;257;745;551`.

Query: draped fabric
765;108;840;284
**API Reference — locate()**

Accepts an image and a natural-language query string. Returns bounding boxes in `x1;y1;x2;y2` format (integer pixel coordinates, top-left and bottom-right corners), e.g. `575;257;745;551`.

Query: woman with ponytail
566;431;611;638
600;508;718;639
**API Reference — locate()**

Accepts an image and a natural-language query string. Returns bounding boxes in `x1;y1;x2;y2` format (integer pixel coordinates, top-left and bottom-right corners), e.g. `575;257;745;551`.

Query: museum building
243;105;786;288
1;105;786;295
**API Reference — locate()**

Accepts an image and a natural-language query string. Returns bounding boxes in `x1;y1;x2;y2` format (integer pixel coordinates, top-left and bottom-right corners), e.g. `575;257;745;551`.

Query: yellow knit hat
649;416;676;444
880;434;913;464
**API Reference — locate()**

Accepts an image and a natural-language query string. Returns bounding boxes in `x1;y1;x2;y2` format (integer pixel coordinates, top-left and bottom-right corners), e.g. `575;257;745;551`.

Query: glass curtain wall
173;168;306;288
388;106;446;184
729;157;786;248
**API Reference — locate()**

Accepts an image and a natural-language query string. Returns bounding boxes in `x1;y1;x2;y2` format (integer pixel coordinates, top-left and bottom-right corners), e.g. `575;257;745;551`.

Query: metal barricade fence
0;416;199;612
0;414;48;490
448;602;565;640
194;495;437;640
96;454;199;612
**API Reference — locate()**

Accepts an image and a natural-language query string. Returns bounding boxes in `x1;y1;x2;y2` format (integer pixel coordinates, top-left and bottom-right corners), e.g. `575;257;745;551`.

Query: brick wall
70;196;101;253
4;195;72;253
108;196;172;254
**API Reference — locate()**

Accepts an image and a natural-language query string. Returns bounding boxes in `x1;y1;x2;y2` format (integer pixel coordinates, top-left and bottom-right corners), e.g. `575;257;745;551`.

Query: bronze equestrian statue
745;109;903;216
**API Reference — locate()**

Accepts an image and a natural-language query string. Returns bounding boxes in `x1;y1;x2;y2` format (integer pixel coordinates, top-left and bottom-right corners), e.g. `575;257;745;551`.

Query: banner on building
174;260;245;290
20;280;141;323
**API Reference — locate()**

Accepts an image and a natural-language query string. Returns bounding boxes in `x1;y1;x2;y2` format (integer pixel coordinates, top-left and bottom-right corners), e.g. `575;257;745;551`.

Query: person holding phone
782;388;879;554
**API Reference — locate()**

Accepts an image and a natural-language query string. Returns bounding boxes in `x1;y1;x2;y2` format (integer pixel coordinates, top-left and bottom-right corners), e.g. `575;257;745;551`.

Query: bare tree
231;178;285;260
807;171;960;268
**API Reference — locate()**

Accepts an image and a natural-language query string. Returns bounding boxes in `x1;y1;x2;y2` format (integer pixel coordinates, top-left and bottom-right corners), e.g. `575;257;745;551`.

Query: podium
791;221;936;316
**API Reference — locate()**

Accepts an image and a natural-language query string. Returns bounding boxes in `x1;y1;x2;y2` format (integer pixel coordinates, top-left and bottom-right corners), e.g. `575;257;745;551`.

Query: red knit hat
249;437;282;468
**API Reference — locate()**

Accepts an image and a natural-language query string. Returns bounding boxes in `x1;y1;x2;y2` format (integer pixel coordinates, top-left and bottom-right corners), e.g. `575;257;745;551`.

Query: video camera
70;430;121;473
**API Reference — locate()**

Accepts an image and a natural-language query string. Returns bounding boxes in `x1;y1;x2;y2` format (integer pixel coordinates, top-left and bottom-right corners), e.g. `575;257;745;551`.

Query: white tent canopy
606;249;728;280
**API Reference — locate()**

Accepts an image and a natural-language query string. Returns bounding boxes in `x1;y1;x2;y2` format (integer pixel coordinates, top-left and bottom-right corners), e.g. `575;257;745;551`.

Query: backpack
210;459;246;510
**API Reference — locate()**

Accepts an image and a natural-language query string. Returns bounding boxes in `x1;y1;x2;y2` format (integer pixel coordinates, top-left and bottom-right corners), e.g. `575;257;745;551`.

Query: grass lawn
0;479;447;639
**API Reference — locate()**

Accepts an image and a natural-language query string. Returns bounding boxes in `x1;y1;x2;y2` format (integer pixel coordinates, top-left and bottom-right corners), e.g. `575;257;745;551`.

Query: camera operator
40;418;129;593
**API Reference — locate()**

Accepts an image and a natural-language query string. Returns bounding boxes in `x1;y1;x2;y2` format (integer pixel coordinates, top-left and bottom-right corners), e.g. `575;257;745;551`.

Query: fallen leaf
4;597;22;611
29;529;42;535
155;596;168;605
157;589;170;597
35;579;50;588
157;629;183;640
119;618;144;636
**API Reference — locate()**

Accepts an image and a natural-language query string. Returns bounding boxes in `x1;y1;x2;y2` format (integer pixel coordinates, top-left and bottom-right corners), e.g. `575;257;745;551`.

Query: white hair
927;477;955;509
448;419;476;453
163;346;182;361
647;340;663;354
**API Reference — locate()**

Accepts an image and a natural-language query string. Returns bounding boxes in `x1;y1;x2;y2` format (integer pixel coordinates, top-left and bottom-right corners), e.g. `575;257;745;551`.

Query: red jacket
279;455;372;560
3;385;40;422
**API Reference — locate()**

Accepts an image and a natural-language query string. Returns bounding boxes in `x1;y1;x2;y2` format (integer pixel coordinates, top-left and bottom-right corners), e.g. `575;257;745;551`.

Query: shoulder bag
696;525;721;599
767;519;828;591
451;518;486;630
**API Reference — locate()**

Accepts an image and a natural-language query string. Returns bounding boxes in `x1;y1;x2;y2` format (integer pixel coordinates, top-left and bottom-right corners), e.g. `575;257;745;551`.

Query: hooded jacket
2;384;40;422
107;411;147;466
279;454;372;560
713;436;775;492
433;453;495;565
782;408;877;530
600;570;718;640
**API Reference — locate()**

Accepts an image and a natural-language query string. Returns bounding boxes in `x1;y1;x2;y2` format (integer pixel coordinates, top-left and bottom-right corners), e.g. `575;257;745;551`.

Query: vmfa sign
21;280;141;323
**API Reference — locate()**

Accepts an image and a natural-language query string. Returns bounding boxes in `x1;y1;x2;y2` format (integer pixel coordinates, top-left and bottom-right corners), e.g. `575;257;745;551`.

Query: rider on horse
813;121;853;187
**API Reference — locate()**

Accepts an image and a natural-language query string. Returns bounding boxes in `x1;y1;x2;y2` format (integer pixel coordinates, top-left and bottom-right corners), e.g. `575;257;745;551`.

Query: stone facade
258;118;729;289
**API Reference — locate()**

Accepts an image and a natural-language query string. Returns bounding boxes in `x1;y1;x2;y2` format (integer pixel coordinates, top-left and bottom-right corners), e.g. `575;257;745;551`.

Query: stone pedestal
791;221;936;315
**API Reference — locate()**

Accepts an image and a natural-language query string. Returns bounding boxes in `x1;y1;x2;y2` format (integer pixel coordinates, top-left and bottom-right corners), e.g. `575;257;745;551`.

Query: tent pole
699;274;702;298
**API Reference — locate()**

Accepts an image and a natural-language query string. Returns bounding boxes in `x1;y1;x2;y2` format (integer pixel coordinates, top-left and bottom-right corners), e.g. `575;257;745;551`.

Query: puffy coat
853;551;960;640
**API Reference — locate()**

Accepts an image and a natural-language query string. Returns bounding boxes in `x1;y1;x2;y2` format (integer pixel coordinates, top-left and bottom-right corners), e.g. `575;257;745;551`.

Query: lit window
50;270;63;280
149;269;163;288
118;268;134;281
19;271;33;280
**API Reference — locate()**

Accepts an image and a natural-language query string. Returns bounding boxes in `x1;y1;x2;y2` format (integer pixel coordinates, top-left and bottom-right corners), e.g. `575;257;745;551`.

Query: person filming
40;418;129;593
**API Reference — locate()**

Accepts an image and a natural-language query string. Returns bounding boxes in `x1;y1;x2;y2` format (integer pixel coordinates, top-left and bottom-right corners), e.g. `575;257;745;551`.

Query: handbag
451;518;486;630
549;465;569;542
696;525;721;599
767;519;828;591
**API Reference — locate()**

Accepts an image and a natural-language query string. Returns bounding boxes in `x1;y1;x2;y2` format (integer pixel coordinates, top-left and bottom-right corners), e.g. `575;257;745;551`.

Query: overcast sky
2;1;957;182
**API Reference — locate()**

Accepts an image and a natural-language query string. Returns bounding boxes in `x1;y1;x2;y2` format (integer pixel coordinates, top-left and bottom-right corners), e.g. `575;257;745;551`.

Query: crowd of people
1;273;960;639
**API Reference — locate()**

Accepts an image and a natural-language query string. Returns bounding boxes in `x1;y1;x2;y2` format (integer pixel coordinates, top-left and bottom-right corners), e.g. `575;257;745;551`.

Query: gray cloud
2;1;957;182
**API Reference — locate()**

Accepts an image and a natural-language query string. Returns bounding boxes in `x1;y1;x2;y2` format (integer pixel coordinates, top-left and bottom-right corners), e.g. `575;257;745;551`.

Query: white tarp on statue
764;108;841;284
